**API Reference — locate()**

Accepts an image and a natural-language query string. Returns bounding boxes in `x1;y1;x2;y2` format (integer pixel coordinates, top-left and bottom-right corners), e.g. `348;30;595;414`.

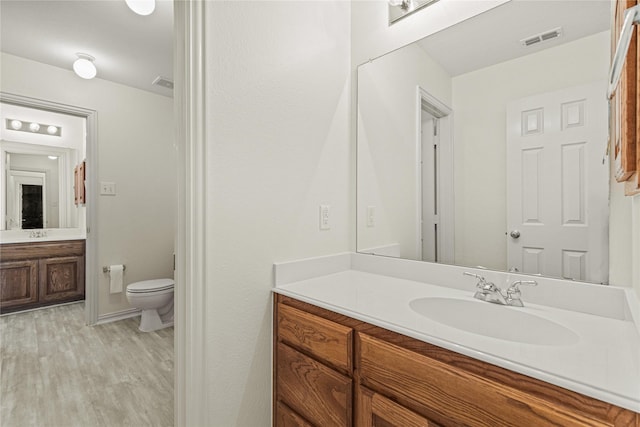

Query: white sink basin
409;297;579;346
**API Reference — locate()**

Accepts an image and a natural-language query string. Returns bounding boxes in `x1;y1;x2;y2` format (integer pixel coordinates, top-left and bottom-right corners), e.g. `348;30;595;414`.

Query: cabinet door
357;387;435;427
38;255;85;303
0;260;38;310
276;402;314;427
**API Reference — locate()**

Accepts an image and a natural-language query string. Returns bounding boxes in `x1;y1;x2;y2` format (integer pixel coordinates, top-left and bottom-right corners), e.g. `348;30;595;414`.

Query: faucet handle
506;280;538;306
508;280;538;292
463;272;486;286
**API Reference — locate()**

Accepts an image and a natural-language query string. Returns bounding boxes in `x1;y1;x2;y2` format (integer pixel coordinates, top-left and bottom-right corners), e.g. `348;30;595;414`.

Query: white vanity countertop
273;253;640;413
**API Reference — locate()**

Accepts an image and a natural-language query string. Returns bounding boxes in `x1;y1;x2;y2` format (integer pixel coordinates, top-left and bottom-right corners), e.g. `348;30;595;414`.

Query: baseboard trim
96;308;141;325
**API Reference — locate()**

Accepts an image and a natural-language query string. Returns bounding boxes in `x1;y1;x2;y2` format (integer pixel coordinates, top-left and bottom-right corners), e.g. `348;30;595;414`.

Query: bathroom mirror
357;0;612;284
0;101;85;235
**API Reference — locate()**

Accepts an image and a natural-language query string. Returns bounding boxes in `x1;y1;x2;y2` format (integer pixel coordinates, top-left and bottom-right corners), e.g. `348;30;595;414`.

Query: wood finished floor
0;303;173;427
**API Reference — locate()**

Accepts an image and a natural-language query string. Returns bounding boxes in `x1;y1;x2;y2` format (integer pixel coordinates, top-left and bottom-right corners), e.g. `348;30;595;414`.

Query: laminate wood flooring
0;303;173;427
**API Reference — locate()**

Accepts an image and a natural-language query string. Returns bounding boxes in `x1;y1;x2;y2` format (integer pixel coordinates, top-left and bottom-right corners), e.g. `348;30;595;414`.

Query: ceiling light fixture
48;156;59;160
73;53;97;79
47;125;59;135
125;0;155;16
10;120;23;130
29;122;41;132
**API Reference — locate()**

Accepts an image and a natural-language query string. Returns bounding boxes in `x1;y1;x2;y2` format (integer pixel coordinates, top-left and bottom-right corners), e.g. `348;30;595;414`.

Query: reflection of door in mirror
506;82;609;284
21;184;44;229
7;170;47;229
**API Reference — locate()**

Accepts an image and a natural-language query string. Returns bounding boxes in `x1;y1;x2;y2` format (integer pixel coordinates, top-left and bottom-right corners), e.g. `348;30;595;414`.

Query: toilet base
139;309;174;332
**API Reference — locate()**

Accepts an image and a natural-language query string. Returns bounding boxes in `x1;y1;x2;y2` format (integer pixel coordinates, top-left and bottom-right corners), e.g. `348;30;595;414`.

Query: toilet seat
127;278;174;293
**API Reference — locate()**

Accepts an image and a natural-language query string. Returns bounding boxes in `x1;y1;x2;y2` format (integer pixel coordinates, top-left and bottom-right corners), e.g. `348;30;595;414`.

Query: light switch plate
367;206;376;227
100;181;116;196
319;204;330;230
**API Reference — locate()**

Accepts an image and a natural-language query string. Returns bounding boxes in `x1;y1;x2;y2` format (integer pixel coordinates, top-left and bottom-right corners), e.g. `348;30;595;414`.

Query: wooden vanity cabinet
274;294;640;427
0;240;85;313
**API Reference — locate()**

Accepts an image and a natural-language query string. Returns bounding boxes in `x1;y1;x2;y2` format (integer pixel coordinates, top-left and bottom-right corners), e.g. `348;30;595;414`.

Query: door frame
10;170;47;229
0;92;99;325
415;87;454;263
174;0;207;425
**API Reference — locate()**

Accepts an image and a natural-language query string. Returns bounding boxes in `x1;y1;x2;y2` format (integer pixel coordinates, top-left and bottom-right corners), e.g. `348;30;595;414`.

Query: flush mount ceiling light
125;0;155;16
73;53;97;79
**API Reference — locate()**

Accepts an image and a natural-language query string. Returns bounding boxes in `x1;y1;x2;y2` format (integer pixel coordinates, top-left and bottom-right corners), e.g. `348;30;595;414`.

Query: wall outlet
319;204;330;230
367;206;376;227
100;181;116;196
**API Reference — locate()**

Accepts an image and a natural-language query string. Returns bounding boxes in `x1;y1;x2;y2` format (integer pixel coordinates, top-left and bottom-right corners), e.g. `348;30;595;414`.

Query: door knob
509;230;521;239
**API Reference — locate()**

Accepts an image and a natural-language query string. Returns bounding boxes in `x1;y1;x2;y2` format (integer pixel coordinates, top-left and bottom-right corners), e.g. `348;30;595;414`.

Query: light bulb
48;156;58;160
125;0;155;16
29;122;40;132
47;125;58;135
73;54;97;79
10;120;23;130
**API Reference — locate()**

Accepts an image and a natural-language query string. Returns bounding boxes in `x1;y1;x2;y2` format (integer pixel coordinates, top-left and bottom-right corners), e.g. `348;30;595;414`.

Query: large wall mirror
357;0;612;285
0;101;86;236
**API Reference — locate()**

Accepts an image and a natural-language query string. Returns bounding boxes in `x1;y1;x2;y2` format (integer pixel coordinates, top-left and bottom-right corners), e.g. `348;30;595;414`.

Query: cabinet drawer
277;342;352;427
358;333;609;427
277;303;352;372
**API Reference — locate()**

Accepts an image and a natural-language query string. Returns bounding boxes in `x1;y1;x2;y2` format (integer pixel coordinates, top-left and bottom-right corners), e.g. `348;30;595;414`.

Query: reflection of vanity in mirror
357;0;613;285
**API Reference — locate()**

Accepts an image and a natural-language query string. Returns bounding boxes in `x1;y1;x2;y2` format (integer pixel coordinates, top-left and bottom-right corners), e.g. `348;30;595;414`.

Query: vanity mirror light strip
5;118;61;136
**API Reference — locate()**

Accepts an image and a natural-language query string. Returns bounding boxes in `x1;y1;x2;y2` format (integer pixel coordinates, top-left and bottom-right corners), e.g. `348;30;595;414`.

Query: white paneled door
506;82;609;283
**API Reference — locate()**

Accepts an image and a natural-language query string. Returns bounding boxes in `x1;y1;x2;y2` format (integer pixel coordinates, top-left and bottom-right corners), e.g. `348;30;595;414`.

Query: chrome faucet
463;273;538;307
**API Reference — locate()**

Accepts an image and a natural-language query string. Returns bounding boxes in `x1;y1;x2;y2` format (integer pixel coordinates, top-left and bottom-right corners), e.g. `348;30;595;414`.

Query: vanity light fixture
125;0;155;16
73;53;97;79
389;0;439;24
5;119;62;137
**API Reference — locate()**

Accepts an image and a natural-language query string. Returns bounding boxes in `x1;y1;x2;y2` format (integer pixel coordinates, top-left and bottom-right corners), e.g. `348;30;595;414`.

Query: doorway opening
416;87;454;264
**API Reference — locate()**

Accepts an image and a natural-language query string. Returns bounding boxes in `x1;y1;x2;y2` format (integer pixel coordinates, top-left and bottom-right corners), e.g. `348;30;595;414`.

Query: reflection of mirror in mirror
1;102;85;233
357;0;612;285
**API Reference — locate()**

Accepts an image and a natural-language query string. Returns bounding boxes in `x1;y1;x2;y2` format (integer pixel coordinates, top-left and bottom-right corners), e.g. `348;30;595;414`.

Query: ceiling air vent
152;76;174;90
520;27;563;47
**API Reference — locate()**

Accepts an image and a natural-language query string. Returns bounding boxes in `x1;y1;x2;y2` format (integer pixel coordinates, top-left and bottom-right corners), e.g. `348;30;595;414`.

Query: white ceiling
0;0;173;97
419;0;611;76
0;0;610;95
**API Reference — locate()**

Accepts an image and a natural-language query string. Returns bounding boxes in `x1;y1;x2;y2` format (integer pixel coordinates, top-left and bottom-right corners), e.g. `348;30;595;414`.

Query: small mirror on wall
389;0;440;25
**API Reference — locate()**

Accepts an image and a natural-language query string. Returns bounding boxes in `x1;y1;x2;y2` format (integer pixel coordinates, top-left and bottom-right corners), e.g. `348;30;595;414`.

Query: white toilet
125;278;174;332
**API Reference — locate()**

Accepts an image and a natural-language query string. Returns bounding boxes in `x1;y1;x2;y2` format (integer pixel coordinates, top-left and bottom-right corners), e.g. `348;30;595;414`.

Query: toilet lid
127;278;174;293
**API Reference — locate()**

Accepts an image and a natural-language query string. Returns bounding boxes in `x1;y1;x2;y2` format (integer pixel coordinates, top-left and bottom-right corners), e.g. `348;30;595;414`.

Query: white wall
202;2;350;424
451;31;610;271
357;43;451;258
1;53;176;316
